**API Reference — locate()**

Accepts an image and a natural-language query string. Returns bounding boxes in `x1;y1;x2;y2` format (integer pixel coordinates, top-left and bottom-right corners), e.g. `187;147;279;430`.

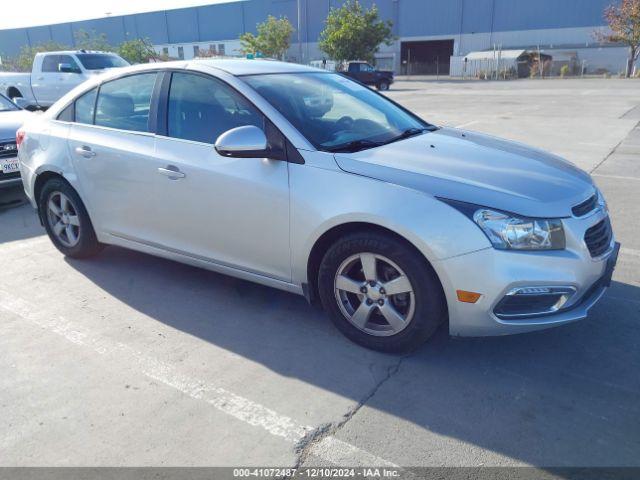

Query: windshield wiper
325;138;384;153
382;127;429;146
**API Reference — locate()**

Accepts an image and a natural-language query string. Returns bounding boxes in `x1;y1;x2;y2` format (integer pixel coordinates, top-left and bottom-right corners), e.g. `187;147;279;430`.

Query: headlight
596;188;608;213
440;199;565;251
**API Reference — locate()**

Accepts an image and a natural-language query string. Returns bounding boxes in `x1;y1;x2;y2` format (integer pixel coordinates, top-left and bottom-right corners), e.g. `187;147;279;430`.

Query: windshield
76;54;130;70
243;72;432;152
0;94;19;112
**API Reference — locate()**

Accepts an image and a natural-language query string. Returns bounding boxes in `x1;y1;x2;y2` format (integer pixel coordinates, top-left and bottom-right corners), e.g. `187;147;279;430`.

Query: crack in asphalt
290;353;410;471
590;120;639;174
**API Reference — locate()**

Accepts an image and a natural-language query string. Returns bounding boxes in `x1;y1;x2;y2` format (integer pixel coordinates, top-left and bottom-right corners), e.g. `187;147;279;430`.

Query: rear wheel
39;177;103;258
318;232;446;353
377;80;390;91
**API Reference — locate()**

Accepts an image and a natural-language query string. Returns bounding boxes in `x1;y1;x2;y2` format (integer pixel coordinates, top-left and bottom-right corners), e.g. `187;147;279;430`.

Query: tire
39;177;103;258
318;232;446;353
377;81;389;91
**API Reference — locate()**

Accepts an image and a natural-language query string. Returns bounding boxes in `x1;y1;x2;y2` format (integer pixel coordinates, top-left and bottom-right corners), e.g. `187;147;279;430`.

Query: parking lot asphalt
0;78;638;468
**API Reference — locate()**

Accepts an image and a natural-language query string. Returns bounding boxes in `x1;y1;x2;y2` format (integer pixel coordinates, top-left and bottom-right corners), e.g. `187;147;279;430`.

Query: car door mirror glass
214;126;269;158
58;63;80;73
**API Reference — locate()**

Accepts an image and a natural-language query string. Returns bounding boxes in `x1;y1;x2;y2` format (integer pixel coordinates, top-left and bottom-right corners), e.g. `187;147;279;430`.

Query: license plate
0;157;19;173
603;242;620;287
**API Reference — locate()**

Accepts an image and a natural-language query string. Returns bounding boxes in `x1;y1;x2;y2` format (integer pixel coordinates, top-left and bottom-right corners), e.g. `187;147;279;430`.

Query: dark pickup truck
342;62;394;91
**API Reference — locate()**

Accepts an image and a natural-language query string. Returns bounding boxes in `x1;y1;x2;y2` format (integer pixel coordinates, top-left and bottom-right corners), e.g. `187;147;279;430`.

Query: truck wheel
377;81;390;91
39;177;104;258
318;232;446;353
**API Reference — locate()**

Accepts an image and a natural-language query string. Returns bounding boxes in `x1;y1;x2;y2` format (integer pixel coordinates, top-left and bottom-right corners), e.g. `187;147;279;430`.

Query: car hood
334;127;595;218
0;110;33;141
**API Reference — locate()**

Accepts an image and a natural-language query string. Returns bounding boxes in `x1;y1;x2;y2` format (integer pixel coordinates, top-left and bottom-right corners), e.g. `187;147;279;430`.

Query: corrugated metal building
0;0;631;75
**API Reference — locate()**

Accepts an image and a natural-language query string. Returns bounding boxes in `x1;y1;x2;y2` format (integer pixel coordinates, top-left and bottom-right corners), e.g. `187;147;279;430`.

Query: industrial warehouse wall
0;0;618;70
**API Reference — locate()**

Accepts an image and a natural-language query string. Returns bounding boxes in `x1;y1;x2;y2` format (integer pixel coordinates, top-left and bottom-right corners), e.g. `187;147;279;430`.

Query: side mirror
12;97;29;109
58;63;79;73
215;125;269;158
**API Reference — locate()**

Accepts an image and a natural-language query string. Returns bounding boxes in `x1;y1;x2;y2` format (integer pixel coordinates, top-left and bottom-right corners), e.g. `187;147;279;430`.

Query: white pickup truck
0;50;129;110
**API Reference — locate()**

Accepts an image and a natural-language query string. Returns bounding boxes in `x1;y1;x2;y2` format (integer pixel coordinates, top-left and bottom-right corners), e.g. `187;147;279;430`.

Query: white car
17;60;618;352
0;50;129;110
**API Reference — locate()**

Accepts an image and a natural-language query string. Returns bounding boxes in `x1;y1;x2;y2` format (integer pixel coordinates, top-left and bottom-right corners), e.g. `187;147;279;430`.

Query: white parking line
454;120;480;129
621;247;640;258
592;173;640;182
0;235;49;254
0;289;397;468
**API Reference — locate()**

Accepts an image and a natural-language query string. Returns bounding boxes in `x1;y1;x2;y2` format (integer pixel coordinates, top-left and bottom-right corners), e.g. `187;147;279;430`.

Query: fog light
494;286;576;319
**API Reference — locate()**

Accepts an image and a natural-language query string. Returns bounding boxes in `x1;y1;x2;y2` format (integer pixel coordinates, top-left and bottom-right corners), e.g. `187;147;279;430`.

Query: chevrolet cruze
17;60;619;352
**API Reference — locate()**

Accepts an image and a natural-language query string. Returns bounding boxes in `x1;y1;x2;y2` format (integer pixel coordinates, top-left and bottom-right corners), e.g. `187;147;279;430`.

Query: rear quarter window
74;88;98;125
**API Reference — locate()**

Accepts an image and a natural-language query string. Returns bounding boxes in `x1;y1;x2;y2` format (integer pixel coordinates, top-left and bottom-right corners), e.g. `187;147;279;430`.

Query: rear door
36;54;62;105
67;72;161;241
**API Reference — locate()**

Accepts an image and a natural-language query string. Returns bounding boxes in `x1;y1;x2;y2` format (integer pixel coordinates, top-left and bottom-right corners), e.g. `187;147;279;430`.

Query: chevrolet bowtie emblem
3;144;16;150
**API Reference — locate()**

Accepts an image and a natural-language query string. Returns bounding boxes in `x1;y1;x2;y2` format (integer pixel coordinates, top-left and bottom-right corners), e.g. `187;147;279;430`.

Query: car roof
189;59;323;76
79;59;325;83
35;50;118;56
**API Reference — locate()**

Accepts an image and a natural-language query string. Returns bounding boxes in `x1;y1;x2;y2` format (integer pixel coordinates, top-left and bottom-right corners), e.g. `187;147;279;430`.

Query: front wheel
377;80;390;91
318;233;446;353
39;177;103;258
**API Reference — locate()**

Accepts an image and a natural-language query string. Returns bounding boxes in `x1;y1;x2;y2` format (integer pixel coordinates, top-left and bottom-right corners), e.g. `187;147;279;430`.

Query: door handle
157;165;186;180
74;146;96;158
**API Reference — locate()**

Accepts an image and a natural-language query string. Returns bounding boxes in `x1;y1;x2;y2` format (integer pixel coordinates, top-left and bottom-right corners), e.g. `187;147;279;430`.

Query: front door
152;72;291;281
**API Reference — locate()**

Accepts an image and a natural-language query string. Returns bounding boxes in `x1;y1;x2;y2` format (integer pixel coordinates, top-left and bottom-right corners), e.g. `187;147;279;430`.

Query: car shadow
0;186;43;243
64;246;640;467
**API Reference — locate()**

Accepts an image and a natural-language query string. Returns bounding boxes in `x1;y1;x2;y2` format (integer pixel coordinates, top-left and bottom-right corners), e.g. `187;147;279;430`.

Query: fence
449;54;622;79
400;60;450;77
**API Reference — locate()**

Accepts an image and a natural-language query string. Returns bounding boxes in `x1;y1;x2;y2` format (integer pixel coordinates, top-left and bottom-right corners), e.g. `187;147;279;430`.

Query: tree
118;38;159;64
240;15;294;60
598;0;640;77
74;29;114;52
319;0;394;65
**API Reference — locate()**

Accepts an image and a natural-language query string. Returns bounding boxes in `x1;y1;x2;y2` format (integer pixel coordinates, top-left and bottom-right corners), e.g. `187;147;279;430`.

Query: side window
94;73;157;132
167;72;263;144
41;55;60;73
74;88;98;125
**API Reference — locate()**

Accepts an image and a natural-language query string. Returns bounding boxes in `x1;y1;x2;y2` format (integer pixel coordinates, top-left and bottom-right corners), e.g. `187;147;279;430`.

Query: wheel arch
6;86;22;99
305;221;446;308
33;170;67;224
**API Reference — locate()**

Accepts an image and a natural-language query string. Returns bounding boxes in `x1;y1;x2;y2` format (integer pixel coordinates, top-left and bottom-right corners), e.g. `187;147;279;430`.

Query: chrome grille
584;218;612;258
0;140;18;159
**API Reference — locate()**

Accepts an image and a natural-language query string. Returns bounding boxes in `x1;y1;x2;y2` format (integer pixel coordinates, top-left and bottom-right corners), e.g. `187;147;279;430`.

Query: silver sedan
17;60;618;352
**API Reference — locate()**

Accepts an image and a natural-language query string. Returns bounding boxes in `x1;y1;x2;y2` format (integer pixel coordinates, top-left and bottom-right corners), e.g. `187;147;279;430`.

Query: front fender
289;161;491;286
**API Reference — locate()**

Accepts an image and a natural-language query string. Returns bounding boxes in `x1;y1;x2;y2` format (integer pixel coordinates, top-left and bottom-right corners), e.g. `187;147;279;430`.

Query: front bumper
0;173;22;189
437;209;618;337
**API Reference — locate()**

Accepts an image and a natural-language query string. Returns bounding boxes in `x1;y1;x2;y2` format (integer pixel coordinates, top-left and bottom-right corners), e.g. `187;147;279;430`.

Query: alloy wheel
334;253;415;337
46;191;81;248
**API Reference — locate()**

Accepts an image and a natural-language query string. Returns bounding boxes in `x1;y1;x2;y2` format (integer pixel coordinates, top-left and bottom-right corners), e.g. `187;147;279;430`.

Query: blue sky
0;0;241;29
